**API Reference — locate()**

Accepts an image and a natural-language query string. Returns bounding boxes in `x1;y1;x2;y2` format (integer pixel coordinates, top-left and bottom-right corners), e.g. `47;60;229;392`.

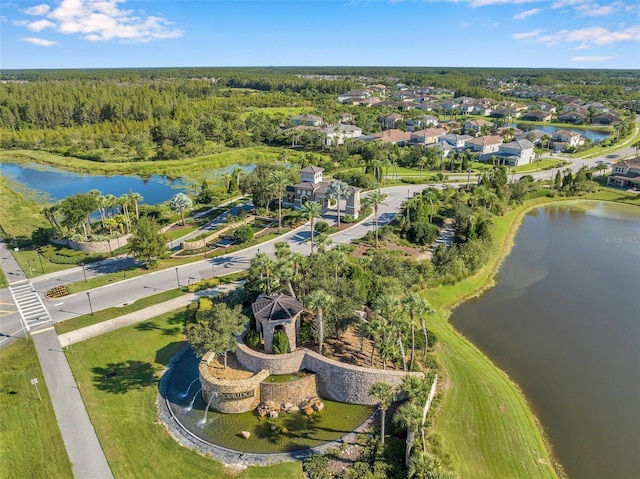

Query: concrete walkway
31;327;114;478
59;282;240;347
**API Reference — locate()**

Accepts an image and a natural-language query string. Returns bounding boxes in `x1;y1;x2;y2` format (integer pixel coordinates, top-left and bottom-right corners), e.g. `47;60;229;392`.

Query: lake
0;162;255;205
450;201;640;479
512;124;610;142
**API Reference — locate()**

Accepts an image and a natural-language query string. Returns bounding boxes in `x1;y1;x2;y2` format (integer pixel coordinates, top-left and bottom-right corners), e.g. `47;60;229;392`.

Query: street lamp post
80;262;87;282
175;267;180;287
37;253;44;273
86;292;93;316
26;259;33;277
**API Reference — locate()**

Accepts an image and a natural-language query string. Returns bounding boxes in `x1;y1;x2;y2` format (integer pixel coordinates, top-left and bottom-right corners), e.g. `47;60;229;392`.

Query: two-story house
290;114;324;127
552;130;585;150
465;135;503;161
287;166;362;217
495;138;535;166
379;113;404;130
607;159;640;189
323;124;362;146
438;134;473;149
464;119;494;136
409;127;448;145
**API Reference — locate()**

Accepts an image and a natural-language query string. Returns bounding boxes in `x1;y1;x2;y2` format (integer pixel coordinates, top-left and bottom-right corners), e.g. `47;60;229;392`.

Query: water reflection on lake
451;201;640;479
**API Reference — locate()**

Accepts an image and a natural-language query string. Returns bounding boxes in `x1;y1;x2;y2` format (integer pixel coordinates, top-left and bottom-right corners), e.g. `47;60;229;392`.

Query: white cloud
571;56;613;62
467;0;536;6
14;0;182;43
13;18;56;31
552;0;621;16
512;29;545;40
23;36;57;46
515;25;640;47
514;8;542;19
22;4;50;16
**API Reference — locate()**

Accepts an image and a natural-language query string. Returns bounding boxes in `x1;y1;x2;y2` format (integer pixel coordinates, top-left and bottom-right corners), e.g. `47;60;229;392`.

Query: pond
512;124;610;142
165;349;373;454
0;162;257;205
450;201;640;479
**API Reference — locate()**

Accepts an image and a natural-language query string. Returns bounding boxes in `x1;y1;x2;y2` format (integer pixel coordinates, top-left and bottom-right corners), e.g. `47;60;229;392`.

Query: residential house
408;127;448;145
439;133;473;149
552;130;585;150
464;119;494;136
592;112;621;126
607;159;640;189
527;102;556;113
490;107;520;119
364;129;412;145
521;110;552;122
323;124;362;146
465;135;503;161
338;90;369;103
290;114;323;127
558;111;586;124
515;129;548;145
495;138;535;166
287;165;362;216
338;113;354;124
379;113;404;130
406;115;439;132
358;98;382;107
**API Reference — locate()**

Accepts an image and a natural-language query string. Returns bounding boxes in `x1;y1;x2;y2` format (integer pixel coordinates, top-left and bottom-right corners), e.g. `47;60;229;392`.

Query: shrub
405;221;439;245
303;454;331;479
272;329;289;354
341;214;357;224
314;220;329;234
246;330;260;349
31;227;52;247
233;225;254;243
187;277;221;293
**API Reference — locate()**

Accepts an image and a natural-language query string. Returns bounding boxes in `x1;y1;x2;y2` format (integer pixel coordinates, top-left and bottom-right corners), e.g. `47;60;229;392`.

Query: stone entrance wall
235;343;420;405
199;352;269;413
260;373;318;406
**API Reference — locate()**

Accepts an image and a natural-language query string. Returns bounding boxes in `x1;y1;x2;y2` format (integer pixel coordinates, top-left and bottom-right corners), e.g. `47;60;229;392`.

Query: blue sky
1;0;639;70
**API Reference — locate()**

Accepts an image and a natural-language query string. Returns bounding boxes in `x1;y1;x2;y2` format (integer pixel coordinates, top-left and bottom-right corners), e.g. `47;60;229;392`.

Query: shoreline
431;192;638;478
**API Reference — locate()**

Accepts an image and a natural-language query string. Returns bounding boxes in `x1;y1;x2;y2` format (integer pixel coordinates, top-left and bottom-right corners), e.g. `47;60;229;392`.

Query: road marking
30;326;55;335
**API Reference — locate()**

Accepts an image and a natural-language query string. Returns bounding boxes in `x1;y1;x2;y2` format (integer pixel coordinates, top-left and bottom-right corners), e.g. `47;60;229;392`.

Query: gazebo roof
251;294;303;322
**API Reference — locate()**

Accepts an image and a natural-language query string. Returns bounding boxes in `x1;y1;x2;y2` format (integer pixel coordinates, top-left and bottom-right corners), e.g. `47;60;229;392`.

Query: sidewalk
59;282;241;347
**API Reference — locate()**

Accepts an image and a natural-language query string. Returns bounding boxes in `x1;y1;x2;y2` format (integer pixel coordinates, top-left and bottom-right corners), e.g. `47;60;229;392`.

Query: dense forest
1;67;638;162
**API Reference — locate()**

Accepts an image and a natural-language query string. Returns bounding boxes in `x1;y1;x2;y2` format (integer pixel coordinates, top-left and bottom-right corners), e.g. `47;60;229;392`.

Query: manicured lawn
54;289;186;335
0;340;73;479
65;310;303;479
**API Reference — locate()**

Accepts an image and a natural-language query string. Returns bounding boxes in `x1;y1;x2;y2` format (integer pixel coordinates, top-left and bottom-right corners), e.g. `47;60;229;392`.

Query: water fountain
179;378;199;399
184;388;202;412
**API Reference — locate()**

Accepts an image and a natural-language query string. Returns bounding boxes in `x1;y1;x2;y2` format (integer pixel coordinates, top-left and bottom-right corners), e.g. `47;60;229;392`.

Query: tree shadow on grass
155;341;186;366
92;360;157;394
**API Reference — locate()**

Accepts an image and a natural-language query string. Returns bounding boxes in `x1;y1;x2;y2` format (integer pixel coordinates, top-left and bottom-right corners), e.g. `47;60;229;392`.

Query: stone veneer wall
199;351;269;413
260;374;318;406
52;234;131;254
235;343;419;405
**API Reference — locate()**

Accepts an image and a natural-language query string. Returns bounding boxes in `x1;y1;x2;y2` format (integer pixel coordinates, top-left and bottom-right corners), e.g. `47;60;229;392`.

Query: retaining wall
52;234;131;254
181;216;254;250
235;343;419;405
260;373;318;406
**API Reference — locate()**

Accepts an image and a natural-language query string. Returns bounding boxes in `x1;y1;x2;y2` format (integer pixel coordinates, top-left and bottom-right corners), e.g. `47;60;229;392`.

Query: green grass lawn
0;175;50;243
65;310;303;479
54;289;186;335
0;340;73;479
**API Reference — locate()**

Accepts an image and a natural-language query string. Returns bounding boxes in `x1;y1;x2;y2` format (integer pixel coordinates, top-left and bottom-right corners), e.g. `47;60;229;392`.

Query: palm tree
408;451;443;479
267;170;290;229
252;252;276;294
300;201;322;255
422;188;439;224
325;179;352;227
374;295;406;371
313;233;332;253
402;293;435;369
306;289;333;354
368;382;396;445
221;173;232;194
169;192;193;226
118;194;132;232
363;190;388;248
127;191;143;219
394;402;424;467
